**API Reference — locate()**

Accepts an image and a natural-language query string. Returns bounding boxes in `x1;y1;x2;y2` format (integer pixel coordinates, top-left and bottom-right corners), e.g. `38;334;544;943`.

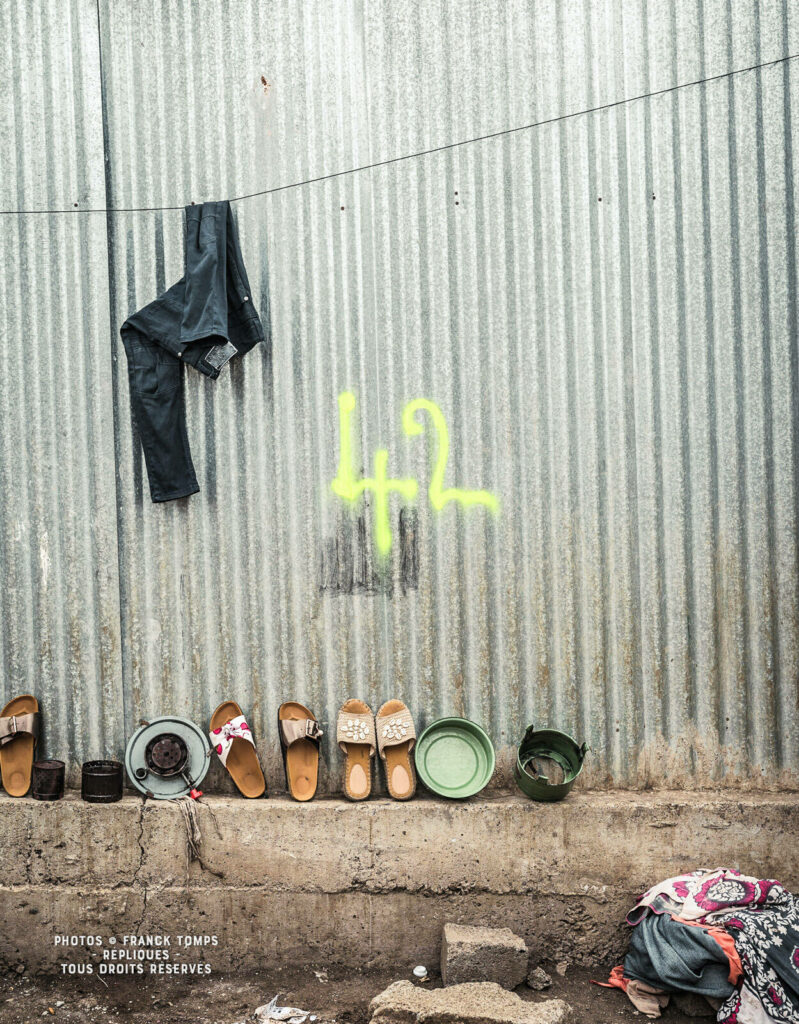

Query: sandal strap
336;711;376;756
377;708;415;759
209;716;256;767
280;717;323;747
0;712;40;748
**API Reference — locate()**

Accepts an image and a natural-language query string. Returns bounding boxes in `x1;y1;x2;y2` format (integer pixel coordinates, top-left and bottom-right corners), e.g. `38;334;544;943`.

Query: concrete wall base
1;791;796;974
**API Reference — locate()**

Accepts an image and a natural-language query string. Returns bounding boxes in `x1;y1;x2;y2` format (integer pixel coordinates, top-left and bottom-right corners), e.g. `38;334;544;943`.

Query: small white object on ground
253;994;313;1023
313;970;328;983
555;961;569;976
412;966;428;980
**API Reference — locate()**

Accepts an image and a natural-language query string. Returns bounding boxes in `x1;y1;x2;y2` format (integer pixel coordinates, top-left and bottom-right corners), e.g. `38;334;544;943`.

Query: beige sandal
278;701;323;801
376;700;416;800
337;699;376;801
0;694;40;797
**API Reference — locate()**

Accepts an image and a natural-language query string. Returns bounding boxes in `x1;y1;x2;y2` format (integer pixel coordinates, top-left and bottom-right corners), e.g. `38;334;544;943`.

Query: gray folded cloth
624;912;735;1000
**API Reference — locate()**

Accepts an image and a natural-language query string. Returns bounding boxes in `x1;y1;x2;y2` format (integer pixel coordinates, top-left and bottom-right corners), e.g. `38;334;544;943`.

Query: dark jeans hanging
120;200;265;502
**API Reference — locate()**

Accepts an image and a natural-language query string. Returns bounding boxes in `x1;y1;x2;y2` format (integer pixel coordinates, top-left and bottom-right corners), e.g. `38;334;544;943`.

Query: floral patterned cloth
209;715;256;767
627;868;799;1023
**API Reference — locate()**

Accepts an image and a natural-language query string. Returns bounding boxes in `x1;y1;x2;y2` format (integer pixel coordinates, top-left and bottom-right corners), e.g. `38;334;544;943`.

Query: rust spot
260;76;271;93
451;673;465;717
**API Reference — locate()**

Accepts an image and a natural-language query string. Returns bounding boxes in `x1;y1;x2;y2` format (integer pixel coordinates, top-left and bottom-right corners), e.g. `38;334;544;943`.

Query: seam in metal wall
1;0;798;792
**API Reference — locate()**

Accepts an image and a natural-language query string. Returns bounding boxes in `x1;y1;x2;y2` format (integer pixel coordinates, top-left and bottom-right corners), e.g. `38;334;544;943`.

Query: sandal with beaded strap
337;699;376;801
376;700;416;800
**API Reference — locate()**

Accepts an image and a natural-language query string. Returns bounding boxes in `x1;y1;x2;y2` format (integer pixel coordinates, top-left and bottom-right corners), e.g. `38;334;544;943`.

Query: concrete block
369;980;570;1023
441;922;528;989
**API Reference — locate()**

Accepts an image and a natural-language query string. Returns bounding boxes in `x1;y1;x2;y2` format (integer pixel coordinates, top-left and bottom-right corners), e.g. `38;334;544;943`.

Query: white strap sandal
337;699;376;800
209;700;266;798
376;700;417;800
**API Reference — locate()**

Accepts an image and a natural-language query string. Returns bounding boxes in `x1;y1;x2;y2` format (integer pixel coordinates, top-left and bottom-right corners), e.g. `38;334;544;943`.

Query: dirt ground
0;962;714;1023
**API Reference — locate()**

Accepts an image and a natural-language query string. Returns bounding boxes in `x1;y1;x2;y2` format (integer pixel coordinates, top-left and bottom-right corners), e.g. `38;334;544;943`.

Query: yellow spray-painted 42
332;391;499;556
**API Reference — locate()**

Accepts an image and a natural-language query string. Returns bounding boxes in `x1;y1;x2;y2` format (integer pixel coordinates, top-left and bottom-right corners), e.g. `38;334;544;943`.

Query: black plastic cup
31;760;65;801
81;760;123;803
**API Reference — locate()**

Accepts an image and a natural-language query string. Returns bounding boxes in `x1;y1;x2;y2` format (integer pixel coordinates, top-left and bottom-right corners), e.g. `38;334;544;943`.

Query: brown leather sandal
209;700;266;798
278;701;323;801
337;699;376;801
0;695;40;797
376;700;416;800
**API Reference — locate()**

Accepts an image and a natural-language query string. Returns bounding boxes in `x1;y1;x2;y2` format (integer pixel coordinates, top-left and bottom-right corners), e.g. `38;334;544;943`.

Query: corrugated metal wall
2;0;798;791
0;0;125;773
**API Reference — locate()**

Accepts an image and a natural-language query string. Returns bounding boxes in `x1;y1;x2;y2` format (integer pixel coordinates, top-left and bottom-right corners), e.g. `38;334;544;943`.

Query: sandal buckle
9;716;17;736
306;720;322;739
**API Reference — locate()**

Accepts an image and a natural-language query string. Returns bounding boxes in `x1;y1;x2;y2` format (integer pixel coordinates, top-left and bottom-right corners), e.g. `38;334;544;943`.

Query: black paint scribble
399;507;419;594
319;507;419;597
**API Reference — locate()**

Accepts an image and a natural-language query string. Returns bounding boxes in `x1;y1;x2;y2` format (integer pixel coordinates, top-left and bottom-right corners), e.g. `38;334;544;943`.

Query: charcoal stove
125;716;210;799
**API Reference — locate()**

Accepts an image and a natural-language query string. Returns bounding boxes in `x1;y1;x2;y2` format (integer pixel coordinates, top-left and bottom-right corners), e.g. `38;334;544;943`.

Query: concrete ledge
1;791;797;973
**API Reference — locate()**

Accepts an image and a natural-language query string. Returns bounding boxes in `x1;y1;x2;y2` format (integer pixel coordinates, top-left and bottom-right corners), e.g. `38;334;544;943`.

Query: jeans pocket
131;342;179;395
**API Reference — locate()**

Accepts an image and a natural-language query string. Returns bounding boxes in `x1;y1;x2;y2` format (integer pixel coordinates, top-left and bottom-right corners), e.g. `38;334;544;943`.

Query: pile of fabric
601;867;799;1022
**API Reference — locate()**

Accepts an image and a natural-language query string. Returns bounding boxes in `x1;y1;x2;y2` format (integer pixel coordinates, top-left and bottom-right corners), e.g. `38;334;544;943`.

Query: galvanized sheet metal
0;0;124;782
2;0;798;791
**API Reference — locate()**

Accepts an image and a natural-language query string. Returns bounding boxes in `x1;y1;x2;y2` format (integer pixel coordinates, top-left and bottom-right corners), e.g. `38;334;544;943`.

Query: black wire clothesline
2;51;796;217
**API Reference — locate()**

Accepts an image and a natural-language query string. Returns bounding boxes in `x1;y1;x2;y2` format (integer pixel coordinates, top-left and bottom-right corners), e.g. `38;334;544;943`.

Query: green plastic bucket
414;717;495;799
514;726;587;802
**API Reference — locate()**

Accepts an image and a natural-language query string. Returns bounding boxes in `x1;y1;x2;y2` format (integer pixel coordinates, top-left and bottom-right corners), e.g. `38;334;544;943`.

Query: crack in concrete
25;806;34;885
131;798;148;935
132;798;146;881
0;882;626;900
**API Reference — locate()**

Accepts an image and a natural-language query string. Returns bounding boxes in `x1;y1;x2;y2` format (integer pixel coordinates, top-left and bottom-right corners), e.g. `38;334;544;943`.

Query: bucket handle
522;726;588;760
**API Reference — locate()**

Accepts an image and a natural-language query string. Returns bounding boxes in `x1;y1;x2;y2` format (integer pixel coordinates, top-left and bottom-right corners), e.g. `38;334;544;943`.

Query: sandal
376;700;416;800
0;694;40;797
278;701;323;801
209;701;266;798
337;699;376;801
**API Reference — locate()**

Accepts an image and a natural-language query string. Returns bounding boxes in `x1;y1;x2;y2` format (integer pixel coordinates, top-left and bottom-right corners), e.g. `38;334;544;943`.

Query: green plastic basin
414;717;495;799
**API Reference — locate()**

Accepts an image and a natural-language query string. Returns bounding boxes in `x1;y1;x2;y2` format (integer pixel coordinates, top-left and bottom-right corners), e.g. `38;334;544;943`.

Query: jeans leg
181;201;229;345
120;325;200;502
